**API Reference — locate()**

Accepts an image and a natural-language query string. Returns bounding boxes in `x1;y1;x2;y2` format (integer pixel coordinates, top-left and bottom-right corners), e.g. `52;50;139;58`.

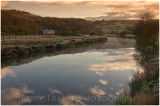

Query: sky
1;1;159;20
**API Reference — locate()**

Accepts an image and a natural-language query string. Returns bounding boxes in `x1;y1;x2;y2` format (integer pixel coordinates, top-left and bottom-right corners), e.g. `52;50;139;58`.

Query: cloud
1;67;17;79
35;1;110;6
115;89;124;96
2;85;34;105
2;1;159;20
59;94;85;105
88;49;144;76
21;1;96;6
48;88;62;95
90;86;106;96
86;1;159;20
89;62;143;76
1;1;9;8
99;79;108;85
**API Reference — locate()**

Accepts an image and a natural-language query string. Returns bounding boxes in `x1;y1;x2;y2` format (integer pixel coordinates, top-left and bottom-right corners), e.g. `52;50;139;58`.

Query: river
1;37;141;105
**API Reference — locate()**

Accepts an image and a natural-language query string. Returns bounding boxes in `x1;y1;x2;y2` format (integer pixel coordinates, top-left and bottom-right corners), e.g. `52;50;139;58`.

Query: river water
1;37;141;105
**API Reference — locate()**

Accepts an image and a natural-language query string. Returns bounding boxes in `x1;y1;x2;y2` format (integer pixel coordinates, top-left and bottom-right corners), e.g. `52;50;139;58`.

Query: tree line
2;10;96;36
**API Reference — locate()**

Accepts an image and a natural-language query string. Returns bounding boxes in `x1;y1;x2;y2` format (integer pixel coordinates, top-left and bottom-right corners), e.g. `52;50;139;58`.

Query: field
1;35;107;61
1;35;101;45
94;20;136;36
1;35;63;41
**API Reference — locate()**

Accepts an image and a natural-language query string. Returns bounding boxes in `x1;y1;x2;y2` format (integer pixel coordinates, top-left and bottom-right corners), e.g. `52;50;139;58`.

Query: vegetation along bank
2;36;107;61
114;12;159;105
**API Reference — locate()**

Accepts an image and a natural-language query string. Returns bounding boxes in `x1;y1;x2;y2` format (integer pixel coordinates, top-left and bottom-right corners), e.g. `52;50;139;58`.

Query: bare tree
140;12;154;22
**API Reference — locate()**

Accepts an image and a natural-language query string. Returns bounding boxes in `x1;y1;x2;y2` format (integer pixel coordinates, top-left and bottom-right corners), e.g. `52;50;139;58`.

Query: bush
119;31;127;37
133;12;159;49
90;30;97;36
144;46;153;55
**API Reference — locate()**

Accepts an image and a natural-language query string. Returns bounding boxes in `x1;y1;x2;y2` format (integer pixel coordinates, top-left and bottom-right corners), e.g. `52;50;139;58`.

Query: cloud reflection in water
99;79;108;85
2;85;34;105
59;94;86;105
48;88;62;95
89;48;144;76
1;67;16;79
90;86;106;96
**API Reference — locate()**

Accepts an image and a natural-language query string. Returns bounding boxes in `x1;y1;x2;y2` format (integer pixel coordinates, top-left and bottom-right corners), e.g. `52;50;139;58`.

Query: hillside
2;9;136;36
93;20;136;36
1;10;93;35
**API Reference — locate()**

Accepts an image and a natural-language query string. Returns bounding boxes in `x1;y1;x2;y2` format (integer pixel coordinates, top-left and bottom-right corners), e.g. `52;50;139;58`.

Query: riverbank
114;12;159;105
2;36;107;61
114;51;159;105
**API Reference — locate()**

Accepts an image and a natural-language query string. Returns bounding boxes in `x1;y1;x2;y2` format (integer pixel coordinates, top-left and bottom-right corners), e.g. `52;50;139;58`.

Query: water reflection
90;86;106;96
115;89;124;96
59;94;86;105
48;88;62;95
1;37;140;105
1;67;16;79
99;79;108;85
89;48;144;76
1;85;34;105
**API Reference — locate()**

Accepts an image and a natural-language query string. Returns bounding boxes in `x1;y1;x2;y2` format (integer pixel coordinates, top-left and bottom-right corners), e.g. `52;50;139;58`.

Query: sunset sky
1;1;159;20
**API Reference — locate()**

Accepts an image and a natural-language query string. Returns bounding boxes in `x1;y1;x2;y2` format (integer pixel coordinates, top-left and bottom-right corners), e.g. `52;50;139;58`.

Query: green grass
129;80;143;96
114;97;133;105
114;80;159;105
1;35;63;41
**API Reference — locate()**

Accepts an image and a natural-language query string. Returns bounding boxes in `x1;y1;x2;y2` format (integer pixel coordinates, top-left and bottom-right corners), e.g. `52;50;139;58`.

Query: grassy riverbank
2;36;107;60
114;53;159;105
114;12;159;105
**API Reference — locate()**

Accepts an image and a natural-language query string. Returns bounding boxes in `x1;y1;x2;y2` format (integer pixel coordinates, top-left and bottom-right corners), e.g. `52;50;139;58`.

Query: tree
133;12;159;49
119;31;127;37
90;30;97;36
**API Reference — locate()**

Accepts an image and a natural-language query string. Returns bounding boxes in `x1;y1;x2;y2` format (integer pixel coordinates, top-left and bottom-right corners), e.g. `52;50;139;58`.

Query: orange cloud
59;94;85;105
2;1;159;20
1;67;16;79
86;1;159;20
88;49;144;76
1;1;9;8
115;89;124;96
90;86;106;96
99;79;108;85
89;62;144;76
2;85;34;105
37;1;158;20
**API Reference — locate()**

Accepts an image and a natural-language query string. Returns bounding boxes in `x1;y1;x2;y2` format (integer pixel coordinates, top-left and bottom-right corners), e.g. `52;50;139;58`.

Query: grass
114;96;132;105
129;80;143;96
95;22;132;35
1;35;62;41
1;36;105;46
114;55;159;105
1;36;108;60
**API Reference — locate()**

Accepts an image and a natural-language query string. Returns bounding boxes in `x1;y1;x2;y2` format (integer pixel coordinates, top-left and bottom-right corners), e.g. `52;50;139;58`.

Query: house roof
40;29;54;32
